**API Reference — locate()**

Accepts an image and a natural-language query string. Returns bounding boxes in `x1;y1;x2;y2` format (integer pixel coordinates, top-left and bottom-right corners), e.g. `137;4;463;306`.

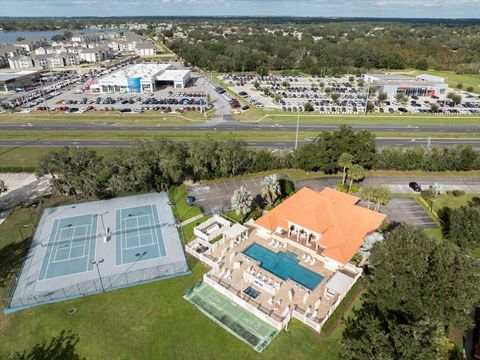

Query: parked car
409;182;422;193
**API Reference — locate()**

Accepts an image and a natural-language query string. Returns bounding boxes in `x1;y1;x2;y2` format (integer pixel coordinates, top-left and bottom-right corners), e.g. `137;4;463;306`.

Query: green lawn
0;147;117;172
432;193;479;212
168;184;203;223
0;111;210;125
0;198;355;360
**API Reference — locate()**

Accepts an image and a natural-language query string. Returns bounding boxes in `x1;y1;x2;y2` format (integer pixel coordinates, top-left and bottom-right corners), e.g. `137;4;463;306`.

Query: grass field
0;111;211;125
0;129;478;144
0;194;361;360
432;193;479;212
234;111;480;125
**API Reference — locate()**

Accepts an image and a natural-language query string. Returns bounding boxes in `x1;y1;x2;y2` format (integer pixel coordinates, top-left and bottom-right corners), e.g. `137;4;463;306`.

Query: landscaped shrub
279;178;295;197
447;190;465;197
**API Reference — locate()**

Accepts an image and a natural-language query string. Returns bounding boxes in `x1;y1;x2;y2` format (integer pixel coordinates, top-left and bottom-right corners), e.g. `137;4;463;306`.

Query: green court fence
3;260;189;314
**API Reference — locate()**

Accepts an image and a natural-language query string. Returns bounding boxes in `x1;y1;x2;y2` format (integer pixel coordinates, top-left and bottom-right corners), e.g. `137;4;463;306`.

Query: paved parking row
187;176;457;229
381;198;437;228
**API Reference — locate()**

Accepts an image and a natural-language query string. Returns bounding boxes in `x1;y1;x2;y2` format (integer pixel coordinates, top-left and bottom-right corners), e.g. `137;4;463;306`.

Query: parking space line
242;179;248;187
214;182;219;191
251;178;257;185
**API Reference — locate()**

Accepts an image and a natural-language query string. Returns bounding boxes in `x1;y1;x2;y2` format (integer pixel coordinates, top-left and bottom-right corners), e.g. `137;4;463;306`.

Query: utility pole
364;83;370;118
294;109;300;150
92;259;105;292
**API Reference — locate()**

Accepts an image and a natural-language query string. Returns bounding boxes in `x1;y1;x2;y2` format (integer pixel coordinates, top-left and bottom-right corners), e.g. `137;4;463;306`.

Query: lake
0;29;122;44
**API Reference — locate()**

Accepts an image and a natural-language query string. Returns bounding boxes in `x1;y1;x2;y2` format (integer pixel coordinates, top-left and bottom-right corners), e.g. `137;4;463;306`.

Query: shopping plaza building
93;63;191;93
363;73;449;97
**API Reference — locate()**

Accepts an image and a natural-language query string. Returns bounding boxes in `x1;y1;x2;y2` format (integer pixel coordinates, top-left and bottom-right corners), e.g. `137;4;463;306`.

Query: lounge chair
268;239;275;246
309;257;315;265
301;253;307;260
218;268;226;277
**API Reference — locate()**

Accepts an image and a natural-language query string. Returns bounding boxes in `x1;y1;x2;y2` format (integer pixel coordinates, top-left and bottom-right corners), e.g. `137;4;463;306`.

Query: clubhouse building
185;187;386;346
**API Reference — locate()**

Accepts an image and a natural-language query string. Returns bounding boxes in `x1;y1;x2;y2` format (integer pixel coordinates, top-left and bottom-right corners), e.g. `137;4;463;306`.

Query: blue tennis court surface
115;204;166;265
38;214;97;280
7;192;190;314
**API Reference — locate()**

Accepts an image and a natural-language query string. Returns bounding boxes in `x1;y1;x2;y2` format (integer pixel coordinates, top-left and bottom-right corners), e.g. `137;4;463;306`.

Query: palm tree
360;184;376;209
0;179;7;196
373;186;392;212
231;186;253;221
338;153;353;186
260;174;281;205
348;164;365;192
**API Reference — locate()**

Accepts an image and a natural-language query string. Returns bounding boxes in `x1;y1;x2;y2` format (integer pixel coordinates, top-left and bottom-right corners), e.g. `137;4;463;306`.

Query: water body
0;29;122;44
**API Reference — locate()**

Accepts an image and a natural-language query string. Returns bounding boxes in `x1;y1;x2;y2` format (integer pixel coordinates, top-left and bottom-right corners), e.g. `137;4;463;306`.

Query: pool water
244;286;261;299
243;243;324;290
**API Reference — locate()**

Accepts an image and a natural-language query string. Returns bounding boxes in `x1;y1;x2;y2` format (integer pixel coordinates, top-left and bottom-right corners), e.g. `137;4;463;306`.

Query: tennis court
5;192;189;314
38;214;97;280
185;282;278;352
115;205;166;265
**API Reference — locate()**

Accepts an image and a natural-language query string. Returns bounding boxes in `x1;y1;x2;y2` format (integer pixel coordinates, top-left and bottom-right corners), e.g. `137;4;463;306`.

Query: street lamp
92;258;105;292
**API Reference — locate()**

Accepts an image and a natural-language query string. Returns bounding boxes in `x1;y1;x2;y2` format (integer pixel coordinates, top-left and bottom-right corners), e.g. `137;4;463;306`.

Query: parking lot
188;177;439;229
222;73;480;115
381;197;437;229
1;61;230;116
188;177;263;214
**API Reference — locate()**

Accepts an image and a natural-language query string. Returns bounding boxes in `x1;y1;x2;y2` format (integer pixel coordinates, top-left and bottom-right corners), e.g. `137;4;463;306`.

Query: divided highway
1;138;480;148
1;122;480;133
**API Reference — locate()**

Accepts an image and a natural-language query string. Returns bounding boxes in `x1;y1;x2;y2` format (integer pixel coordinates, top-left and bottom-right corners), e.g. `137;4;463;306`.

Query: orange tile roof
255;187;387;264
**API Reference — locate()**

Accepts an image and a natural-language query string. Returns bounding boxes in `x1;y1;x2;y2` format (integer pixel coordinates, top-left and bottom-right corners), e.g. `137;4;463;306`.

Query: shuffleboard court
185;283;278;352
6;192;190;314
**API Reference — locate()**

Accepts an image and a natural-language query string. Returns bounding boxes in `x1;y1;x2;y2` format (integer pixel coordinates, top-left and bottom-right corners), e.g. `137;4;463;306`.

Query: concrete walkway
178;214;204;227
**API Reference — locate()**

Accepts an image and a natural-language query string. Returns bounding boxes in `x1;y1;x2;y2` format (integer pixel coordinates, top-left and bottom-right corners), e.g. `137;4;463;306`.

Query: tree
377;92;387;103
416;58;429;70
348;76;355;83
338;153;353;186
395;93;407;104
348;164;365;192
342;225;480;359
430;103;439;113
253;81;260;90
466;86;474;93
451;94;462;104
373;186;392;212
360;184;376;209
324;87;331;94
0;179;7;195
456;83;463;90
231;186;253;220
303;102;314;112
260;174;280;205
446;203;480;251
331;93;340;104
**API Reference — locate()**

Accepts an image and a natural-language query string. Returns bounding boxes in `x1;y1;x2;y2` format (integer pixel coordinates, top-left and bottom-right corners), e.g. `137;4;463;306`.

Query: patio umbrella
288;288;294;301
314;298;322;310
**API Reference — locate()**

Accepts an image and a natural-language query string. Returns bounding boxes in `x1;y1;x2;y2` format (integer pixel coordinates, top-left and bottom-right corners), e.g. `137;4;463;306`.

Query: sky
1;0;479;18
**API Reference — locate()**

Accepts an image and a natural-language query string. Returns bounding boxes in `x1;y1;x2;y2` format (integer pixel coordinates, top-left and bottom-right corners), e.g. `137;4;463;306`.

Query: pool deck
201;227;358;331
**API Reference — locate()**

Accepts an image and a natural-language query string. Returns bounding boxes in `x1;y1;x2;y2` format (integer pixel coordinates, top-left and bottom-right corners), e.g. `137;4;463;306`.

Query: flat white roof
326;272;355;295
223;223;248;239
101;63;171;82
156;69;191;82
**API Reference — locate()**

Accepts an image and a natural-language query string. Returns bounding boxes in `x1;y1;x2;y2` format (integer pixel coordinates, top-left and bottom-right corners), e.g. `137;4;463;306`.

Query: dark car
409;182;422;193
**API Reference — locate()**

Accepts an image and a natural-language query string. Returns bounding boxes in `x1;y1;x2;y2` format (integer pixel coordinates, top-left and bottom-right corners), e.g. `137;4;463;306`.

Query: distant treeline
168;21;480;75
35;126;480;200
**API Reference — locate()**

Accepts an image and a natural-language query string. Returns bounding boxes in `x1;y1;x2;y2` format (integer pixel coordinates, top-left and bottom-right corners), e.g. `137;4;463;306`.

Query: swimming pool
243;243;324;290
